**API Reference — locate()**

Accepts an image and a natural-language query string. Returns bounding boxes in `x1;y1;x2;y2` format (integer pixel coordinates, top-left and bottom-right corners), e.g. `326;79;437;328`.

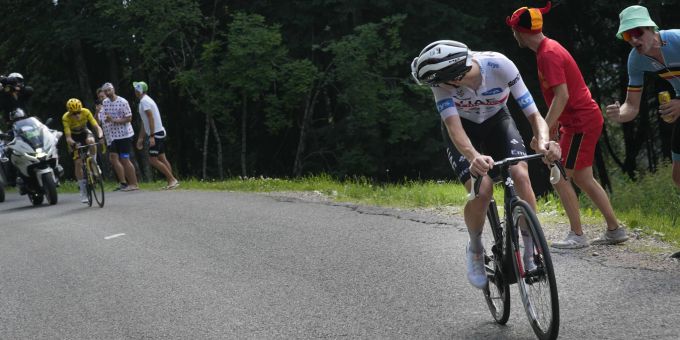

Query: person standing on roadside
133;81;179;189
101;82;139;191
605;5;680;189
507;2;628;247
94;87;106;126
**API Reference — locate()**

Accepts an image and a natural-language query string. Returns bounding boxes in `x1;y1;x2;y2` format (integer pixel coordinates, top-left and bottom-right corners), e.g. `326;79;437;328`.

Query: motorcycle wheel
42;173;58;205
29;193;44;206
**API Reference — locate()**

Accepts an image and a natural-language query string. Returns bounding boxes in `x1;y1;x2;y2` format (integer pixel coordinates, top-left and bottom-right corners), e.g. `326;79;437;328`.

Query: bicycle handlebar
74;138;105;150
467;154;567;201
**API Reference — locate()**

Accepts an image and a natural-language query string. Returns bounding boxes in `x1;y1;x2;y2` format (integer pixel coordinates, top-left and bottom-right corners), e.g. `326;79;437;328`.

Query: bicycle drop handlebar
467;153;567;201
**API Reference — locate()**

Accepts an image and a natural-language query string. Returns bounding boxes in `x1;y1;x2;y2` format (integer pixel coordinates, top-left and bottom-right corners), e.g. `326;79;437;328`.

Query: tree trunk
72;39;94;109
202;113;210;179
105;50;121;88
241;93;248;177
293;83;321;177
209;115;224;179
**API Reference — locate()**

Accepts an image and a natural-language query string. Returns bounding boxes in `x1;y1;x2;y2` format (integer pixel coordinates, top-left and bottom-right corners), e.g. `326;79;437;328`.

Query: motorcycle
0;109;63;205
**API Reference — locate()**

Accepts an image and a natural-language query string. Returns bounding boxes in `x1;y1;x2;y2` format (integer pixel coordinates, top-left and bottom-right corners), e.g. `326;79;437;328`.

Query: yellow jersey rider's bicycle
74;140;105;207
471;153;566;340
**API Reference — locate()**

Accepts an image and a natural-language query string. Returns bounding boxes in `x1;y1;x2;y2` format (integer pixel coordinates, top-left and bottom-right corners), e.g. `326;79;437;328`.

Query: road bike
75;141;105;208
470;153;564;340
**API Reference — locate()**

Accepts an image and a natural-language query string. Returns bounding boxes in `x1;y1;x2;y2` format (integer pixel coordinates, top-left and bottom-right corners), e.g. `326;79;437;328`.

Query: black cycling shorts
71;130;94;145
70;130;94;159
441;108;528;183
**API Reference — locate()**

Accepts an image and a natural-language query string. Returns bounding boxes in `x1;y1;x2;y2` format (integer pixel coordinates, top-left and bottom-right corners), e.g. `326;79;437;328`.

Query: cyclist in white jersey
411;40;560;289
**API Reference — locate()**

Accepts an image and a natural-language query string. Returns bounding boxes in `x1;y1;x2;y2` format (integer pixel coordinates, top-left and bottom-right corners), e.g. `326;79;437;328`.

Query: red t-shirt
536;38;603;132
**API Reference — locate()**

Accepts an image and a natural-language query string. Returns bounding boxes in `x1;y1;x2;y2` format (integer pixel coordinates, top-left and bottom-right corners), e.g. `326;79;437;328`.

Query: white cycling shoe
466;242;488;289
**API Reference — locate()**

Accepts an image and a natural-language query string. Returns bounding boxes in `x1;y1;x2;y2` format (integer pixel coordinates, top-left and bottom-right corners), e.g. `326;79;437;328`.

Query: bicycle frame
476;153;565;283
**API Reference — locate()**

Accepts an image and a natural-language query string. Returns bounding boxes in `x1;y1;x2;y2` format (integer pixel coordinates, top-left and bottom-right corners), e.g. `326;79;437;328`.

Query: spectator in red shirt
507;2;628;247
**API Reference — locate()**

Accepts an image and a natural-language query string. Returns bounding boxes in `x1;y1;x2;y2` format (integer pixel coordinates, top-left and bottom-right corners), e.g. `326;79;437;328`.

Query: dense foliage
2;0;679;193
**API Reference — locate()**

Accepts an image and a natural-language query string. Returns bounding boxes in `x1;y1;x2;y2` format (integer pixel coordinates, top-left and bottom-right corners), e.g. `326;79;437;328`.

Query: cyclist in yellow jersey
62;98;103;203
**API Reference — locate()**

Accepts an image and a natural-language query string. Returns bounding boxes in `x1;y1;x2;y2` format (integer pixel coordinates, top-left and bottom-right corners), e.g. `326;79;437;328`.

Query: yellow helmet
66;98;82;113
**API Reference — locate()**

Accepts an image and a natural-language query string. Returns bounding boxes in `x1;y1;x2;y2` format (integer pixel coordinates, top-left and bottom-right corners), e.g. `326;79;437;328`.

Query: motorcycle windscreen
13;117;45;149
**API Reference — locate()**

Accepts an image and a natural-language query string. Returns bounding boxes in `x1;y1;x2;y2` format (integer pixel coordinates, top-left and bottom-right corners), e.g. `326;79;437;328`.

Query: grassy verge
14;164;679;246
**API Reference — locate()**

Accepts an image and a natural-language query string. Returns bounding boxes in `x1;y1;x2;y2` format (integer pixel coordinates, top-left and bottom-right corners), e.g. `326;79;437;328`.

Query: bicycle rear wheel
482;199;510;325
88;157;105;208
510;200;559;340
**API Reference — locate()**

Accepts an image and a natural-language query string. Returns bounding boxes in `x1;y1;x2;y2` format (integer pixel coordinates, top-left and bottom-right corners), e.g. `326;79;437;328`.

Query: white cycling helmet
7;72;23;80
9;108;25;120
411;40;472;86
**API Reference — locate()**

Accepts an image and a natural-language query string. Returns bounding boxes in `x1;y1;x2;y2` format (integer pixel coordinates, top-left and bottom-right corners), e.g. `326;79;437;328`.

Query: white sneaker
591;227;629;245
80;193;88;204
466;242;488;289
552;231;589;249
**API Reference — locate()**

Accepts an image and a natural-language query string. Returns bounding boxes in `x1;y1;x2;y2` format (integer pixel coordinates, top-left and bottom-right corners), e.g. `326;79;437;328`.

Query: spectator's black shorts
109;137;133;159
149;136;166;157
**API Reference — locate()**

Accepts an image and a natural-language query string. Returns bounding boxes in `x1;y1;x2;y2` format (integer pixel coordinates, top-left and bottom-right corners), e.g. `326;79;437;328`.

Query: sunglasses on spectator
622;28;645;42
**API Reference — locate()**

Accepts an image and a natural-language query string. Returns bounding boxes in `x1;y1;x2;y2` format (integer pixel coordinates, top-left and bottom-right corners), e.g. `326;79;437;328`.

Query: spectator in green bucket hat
606;4;680;189
616;5;658;40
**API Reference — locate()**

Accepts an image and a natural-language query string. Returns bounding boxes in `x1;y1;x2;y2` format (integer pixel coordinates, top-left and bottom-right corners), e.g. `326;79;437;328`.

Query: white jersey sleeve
432;86;458;120
495;56;539;117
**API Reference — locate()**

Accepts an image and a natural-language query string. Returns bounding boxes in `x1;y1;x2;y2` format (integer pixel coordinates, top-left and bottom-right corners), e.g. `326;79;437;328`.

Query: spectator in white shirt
133;81;179;189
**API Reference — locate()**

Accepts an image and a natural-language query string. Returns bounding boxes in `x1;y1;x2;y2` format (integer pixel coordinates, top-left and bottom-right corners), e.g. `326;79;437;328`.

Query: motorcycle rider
0;73;33;187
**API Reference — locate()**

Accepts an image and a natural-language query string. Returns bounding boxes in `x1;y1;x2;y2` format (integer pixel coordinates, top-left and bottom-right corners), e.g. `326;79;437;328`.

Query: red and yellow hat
506;1;551;34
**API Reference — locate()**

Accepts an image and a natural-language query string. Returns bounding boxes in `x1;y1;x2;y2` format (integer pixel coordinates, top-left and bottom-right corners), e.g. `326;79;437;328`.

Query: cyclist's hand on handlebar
532;137;561;163
469;155;494;177
605;101;623;122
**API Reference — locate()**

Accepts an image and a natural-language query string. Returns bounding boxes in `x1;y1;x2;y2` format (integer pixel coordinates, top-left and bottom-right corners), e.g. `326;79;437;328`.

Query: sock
78;179;87;195
468;229;484;254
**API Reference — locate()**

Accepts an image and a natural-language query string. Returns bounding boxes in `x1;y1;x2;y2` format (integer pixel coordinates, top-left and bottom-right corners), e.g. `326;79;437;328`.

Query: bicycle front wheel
510;200;559;340
482;199;510;324
88;157;105;208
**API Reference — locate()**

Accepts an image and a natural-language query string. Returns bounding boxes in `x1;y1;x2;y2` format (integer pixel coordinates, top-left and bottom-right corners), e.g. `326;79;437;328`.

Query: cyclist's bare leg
551;173;583;235
509;161;537;211
74;158;84;180
463;175;493;253
509;162;537;254
85;136;96;158
571;166;619;230
672;161;680;189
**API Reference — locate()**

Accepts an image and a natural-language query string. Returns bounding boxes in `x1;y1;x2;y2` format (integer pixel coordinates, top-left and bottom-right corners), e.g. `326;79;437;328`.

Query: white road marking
104;233;126;240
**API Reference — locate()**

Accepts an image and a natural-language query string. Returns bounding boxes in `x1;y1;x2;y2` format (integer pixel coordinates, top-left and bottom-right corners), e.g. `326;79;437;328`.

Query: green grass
10;164;679;246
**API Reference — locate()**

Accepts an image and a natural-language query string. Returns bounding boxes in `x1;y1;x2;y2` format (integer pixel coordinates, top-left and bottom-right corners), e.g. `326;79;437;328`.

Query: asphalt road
0;190;678;339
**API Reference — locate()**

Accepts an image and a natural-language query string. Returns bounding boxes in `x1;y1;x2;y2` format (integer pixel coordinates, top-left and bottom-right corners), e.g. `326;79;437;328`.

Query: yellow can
659;91;674;123
659;91;671;105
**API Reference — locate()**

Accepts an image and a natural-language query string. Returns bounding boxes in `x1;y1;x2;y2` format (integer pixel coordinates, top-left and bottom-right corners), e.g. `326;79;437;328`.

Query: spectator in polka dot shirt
101;82;139;191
